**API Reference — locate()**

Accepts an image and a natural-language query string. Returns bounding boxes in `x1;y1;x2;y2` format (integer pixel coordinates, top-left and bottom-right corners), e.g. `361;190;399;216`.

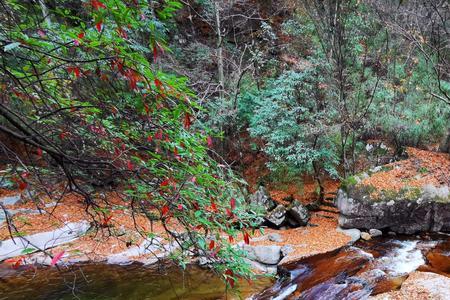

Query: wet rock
369;229;382;237
286;201;310;227
361;232;372;240
245;245;282;265
265;205;287;228
249;186;276;212
268;233;283;242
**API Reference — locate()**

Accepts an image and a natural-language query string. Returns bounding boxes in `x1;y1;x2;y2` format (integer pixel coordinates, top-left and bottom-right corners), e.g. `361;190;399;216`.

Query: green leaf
21;247;37;254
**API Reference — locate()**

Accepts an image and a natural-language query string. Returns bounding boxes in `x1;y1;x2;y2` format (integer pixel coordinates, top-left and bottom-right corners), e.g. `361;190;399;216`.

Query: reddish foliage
154;78;163;89
5;257;24;269
127;160;133;171
91;0;106;10
225;269;235;288
18;181;27;190
209;239;215;250
153;45;158;61
95;21;103;32
102;215;113;227
161;205;169;217
160;179;169;187
243;231;250;245
207;136;213;147
230;198;236;210
183;113;191;129
210;201;217;212
67;66;81;78
50;251;65;266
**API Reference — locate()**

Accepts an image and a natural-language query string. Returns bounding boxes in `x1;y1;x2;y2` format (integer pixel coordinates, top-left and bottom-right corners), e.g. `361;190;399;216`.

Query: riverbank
0;187;351;268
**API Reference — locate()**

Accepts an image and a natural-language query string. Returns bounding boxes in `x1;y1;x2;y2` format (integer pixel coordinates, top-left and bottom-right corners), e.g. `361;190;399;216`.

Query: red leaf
147;135;153;142
91;0;106;10
207;136;213;147
161;205;169;217
125;69;139;90
192;201;200;210
243;231;250;245
230;198;236;210
226;208;233;218
78;32;85;39
67;66;81;78
228;235;234;243
154;78;163;89
127;160;133;171
184;113;191;129
37;148;43;157
153;45;158;61
154;129;163;140
6;257;24;269
225;269;235;288
160;179;170;187
73;67;81;78
177;204;183;210
59;132;68;139
102;215;113;227
209;240;215;250
211;202;217;212
96;21;103;32
18;181;27;190
212;246;220;258
50;251;65;266
114;147;120;156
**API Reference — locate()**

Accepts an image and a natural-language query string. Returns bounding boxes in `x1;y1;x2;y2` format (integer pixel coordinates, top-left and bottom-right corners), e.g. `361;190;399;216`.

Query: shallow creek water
0;234;449;300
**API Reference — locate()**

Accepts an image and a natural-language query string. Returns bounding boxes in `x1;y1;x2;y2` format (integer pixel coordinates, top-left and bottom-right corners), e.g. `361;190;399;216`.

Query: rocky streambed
1;234;449;300
253;234;450;300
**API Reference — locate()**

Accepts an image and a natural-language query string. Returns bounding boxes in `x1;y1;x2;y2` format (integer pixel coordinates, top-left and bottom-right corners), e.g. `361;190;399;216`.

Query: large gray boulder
337;183;450;234
244;244;282;265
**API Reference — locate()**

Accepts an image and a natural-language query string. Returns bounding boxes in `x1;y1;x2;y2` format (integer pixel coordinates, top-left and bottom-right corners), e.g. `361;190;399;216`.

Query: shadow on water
0;235;449;300
0;261;273;300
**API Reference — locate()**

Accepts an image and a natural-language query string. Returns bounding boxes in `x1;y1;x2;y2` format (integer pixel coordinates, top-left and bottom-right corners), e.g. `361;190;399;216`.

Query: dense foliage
0;0;261;284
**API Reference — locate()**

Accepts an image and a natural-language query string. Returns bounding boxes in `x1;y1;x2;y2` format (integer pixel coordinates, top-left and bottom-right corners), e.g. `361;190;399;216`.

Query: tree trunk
214;1;225;100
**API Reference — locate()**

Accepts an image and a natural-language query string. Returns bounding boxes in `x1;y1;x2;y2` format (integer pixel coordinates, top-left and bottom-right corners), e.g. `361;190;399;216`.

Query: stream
0;234;449;300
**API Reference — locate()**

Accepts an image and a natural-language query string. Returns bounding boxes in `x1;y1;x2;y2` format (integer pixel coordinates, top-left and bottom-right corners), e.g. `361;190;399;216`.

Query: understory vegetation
0;0;448;285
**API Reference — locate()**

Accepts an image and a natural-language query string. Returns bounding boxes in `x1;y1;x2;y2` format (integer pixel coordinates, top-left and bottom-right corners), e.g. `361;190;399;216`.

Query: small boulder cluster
249;186;311;229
